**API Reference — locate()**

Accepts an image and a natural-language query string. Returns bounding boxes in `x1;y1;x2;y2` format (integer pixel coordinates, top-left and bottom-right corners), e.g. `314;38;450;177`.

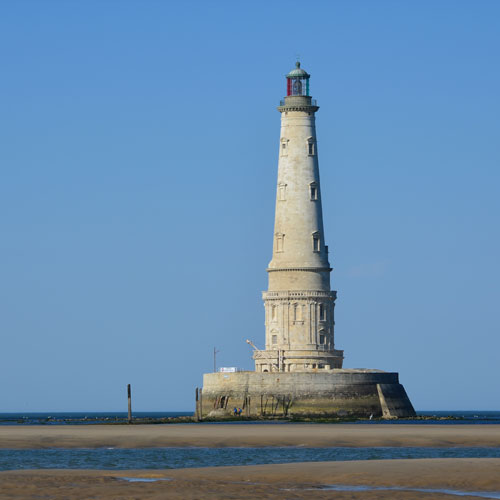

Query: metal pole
213;347;220;373
127;384;132;424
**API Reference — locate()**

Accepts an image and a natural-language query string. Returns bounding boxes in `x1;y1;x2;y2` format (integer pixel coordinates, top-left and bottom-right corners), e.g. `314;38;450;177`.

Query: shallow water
115;479;500;498
1;446;500;471
118;477;172;482
312;485;500;499
365;411;500;425
1;411;500;425
0;412;191;426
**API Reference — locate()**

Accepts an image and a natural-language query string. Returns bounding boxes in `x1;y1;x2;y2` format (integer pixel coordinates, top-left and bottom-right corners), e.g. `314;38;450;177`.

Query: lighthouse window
271;305;277;321
280;138;288;156
319;334;325;345
312;232;320;252
319;303;326;321
293;303;303;321
278;183;287;201
276;233;284;252
272;335;277;345
310;183;318;200
307;139;315;156
292;78;302;95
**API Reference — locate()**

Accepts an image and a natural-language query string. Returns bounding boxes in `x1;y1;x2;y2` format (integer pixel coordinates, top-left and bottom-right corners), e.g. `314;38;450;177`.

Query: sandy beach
1;423;500;449
1;458;500;499
2;424;500;498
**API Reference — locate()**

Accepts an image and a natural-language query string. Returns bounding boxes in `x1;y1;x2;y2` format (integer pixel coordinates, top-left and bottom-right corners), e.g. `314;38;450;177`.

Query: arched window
319;330;326;345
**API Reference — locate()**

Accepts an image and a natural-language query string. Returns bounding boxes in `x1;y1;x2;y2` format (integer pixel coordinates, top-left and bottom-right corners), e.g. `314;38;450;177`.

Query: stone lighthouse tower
254;62;344;372
199;62;416;419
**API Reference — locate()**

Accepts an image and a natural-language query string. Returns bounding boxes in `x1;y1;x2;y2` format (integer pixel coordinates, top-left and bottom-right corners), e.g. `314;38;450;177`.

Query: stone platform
198;370;415;419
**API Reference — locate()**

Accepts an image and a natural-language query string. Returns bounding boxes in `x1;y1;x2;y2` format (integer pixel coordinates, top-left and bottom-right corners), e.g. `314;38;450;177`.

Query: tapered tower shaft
201;62;416;421
254;62;343;372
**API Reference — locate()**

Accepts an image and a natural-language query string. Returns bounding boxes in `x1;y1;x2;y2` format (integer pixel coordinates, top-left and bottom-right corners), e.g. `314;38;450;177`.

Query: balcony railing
279;98;317;107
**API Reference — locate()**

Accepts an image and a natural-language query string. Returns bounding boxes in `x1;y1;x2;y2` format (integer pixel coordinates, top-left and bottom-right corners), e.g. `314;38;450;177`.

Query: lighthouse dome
286;61;310;79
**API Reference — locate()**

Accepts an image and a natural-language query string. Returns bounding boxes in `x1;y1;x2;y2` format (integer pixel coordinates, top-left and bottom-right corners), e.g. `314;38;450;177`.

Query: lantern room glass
287;77;310;96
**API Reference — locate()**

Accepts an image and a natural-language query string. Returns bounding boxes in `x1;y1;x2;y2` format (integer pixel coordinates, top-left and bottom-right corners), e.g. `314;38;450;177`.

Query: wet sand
1;423;500;448
2;425;500;498
1;458;500;499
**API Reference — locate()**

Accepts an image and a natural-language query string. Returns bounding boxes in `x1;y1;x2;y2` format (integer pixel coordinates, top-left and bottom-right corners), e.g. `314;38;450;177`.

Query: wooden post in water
127;384;132;424
199;388;203;421
195;387;199;421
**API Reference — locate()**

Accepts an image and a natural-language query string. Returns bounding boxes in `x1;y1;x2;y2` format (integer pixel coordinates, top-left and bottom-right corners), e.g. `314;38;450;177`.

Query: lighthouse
199;62;416;419
254;62;344;372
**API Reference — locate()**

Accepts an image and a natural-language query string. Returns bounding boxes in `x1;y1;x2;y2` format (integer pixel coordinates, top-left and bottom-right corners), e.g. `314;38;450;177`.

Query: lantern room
286;61;310;96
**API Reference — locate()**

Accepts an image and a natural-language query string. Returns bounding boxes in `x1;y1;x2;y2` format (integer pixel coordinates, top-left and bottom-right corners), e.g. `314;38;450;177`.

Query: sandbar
1;423;500;449
1;458;500;499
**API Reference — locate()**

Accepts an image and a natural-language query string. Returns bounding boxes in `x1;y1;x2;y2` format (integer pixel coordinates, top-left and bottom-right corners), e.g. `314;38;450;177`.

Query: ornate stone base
253;348;344;372
198;370;415;419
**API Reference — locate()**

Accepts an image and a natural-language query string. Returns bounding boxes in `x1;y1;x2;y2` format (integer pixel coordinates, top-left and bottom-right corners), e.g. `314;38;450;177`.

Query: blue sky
1;0;499;411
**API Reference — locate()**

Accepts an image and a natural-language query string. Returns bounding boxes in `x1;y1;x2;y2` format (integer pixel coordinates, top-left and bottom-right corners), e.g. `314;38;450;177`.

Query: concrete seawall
199;370;415;419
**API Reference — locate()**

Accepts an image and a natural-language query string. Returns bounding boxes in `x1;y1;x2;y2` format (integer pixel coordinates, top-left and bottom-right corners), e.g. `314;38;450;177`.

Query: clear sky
1;0;499;412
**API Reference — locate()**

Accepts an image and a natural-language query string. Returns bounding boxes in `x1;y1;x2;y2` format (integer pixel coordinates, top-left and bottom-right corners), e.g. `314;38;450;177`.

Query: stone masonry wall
199;371;415;419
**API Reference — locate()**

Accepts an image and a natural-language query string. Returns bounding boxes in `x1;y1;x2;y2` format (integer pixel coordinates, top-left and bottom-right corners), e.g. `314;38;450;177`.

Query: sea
0;411;499;471
1;410;500;426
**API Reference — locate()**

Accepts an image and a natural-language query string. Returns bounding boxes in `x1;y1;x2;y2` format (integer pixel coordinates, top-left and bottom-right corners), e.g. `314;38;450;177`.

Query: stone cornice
267;267;332;273
253;350;343;360
263;290;337;300
277;105;319;113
